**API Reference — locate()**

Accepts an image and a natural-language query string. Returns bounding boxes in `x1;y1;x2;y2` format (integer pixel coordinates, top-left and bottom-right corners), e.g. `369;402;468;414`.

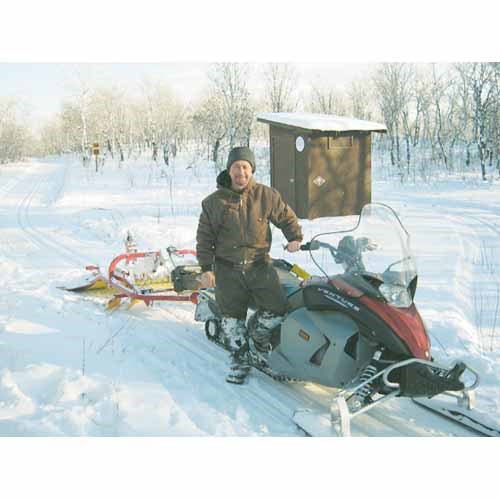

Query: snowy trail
0;157;498;436
1;163;83;267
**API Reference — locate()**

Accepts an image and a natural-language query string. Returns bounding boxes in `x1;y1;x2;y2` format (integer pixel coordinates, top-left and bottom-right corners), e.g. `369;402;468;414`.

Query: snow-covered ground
0;153;499;436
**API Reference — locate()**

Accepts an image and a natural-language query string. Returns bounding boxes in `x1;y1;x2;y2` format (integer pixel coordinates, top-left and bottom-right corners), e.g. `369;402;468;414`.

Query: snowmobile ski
412;397;500;437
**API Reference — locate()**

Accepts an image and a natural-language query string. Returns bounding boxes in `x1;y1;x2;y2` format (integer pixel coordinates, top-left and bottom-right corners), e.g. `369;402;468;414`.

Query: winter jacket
196;170;303;272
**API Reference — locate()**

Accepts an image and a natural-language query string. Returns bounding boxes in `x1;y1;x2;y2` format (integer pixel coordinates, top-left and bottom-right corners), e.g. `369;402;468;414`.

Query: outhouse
256;112;387;219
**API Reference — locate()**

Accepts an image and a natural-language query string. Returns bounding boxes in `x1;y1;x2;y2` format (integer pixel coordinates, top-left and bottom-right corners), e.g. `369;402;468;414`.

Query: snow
0;153;499;437
257;112;387;132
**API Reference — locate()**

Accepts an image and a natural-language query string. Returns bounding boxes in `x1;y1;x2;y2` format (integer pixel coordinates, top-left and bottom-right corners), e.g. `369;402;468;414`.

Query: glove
200;271;216;288
286;241;301;253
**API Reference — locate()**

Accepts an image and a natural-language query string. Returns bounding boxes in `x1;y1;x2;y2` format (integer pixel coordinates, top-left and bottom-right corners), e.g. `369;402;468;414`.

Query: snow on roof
257;112;387;133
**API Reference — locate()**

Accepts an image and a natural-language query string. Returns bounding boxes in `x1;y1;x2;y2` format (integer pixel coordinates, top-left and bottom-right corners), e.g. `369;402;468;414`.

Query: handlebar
300;241;321;251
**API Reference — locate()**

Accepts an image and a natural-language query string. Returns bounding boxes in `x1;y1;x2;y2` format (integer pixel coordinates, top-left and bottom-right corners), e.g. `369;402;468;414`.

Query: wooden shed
257;112;387;219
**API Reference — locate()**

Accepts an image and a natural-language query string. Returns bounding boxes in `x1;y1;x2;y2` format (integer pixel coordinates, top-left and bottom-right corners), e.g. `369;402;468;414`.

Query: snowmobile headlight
379;284;413;308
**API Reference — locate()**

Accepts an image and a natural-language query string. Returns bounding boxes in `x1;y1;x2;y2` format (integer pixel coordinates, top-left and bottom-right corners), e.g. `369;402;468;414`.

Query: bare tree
39;116;65;155
308;82;348;115
372;63;414;178
191;92;228;165
455;62;499;180
263;63;299;112
62;67;95;165
428;64;463;172
0;98;33;163
191;63;254;168
208;63;254;148
88;86;129;162
347;79;375;120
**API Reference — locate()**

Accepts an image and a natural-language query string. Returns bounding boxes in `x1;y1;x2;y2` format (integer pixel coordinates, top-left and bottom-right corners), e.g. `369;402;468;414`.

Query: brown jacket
196;170;303;271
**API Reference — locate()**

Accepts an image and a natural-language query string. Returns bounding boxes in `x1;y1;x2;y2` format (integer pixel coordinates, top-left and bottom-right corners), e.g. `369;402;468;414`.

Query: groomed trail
0;156;498;436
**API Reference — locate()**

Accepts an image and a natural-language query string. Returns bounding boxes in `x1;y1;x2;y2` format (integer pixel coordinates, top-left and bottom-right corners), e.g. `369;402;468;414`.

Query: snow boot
226;350;251;384
248;310;284;365
221;317;251;384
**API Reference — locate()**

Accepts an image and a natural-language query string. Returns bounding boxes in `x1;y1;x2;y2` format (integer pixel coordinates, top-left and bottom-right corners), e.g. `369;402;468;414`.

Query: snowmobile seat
273;265;304;311
274;266;301;295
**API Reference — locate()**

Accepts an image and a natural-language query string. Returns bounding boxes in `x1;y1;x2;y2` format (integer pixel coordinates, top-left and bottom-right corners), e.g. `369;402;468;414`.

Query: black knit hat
226;146;256;173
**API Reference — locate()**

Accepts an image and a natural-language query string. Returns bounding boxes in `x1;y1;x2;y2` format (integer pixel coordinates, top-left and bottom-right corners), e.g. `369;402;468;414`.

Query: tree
38;116;65;155
372;63;414;178
191;92;228;164
192;63;255;168
139;77;187;165
263;63;298;112
428;64;462;172
308;82;348;115
63;67;94;164
455;62;499;180
347;79;375;120
88;86;129;161
0;98;32;163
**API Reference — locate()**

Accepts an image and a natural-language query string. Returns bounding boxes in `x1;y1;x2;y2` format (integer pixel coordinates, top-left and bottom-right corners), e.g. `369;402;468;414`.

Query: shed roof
257;112;387;133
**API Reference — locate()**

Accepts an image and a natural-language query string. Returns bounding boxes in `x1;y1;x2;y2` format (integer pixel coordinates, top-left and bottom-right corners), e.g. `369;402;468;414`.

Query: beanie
226;146;256;173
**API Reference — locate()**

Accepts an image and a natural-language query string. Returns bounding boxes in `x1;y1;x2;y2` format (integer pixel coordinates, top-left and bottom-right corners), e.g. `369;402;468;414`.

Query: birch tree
63;69;94;165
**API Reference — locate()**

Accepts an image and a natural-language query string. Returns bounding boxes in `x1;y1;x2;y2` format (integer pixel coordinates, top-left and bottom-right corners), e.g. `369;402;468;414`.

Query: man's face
229;160;253;191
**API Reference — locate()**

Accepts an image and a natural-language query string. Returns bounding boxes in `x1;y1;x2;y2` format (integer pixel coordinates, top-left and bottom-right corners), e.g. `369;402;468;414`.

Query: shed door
272;135;295;207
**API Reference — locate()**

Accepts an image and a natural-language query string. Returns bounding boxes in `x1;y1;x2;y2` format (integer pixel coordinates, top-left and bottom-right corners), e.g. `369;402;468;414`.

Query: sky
0;62;376;127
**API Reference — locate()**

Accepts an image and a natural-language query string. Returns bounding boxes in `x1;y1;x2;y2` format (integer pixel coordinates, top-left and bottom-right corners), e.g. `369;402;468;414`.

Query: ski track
1;172;42;258
18;167;88;267
6;161;112;268
444;210;500;354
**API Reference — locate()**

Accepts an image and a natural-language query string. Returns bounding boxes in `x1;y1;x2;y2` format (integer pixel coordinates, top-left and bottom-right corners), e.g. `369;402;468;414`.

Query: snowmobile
194;203;499;437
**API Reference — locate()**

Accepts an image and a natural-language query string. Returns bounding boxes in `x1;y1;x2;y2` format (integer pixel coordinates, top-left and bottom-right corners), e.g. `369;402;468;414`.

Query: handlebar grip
300;241;320;251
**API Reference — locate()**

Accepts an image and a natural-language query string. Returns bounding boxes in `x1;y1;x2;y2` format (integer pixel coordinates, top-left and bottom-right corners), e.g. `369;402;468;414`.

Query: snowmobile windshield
309;204;418;307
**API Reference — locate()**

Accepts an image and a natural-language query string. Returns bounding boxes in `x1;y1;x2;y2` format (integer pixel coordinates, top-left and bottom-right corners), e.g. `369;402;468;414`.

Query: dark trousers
215;259;288;320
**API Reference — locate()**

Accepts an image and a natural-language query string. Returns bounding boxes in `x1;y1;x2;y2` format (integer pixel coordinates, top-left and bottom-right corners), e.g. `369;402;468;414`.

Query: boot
248;311;284;364
221;317;251;384
226;350;251;385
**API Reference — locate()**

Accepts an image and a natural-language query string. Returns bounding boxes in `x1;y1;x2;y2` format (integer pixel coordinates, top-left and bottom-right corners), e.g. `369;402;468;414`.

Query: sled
61;243;201;310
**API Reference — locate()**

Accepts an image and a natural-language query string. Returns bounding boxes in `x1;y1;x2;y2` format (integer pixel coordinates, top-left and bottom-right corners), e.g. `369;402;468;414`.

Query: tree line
1;62;499;181
0;97;32;164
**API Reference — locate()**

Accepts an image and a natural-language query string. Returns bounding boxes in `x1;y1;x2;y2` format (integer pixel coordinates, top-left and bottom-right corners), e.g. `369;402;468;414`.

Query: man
196;146;303;384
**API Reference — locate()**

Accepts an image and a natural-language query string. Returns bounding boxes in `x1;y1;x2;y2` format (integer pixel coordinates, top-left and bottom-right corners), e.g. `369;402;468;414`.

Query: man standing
196;146;303;384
